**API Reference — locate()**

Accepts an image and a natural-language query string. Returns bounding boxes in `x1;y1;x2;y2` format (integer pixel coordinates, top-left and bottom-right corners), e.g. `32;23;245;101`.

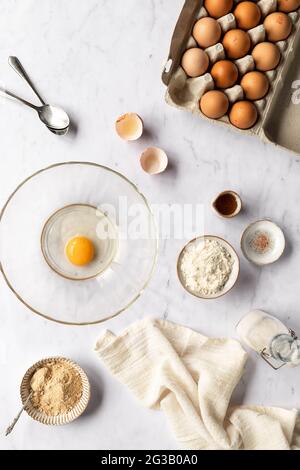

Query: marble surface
0;0;300;450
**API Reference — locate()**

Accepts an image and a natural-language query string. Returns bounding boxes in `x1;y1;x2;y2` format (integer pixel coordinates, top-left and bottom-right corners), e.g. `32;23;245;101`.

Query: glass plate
0;162;157;325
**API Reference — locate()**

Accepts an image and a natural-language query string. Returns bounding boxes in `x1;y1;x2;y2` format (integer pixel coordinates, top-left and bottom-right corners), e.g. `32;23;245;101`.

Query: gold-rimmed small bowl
212;190;242;219
177;235;240;300
20;357;90;426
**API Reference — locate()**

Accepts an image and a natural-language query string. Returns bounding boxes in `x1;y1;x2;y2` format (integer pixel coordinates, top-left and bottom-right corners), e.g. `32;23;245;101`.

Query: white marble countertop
0;0;300;450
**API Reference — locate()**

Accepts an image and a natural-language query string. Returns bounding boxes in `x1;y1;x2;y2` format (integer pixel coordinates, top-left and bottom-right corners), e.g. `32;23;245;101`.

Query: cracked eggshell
115;113;144;141
140;147;168;175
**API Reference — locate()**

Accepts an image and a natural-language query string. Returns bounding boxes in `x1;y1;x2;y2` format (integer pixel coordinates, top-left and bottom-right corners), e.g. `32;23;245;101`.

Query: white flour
180;239;234;296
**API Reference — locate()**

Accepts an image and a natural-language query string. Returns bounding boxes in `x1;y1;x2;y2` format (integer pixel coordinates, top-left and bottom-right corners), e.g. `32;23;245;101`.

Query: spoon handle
8;56;46;105
0;87;38;110
5;393;32;436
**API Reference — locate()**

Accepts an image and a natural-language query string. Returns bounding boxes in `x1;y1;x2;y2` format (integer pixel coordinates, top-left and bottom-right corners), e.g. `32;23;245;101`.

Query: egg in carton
162;0;300;155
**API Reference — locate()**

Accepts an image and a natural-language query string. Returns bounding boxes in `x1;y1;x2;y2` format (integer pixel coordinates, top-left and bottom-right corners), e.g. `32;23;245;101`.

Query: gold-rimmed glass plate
0;162;157;325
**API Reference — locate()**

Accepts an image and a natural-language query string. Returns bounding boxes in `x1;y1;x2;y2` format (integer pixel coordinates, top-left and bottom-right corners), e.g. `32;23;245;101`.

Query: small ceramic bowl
20;357;90;426
212;190;242;219
115;113;144;141
140;147;168;175
241;220;285;266
177;235;240;299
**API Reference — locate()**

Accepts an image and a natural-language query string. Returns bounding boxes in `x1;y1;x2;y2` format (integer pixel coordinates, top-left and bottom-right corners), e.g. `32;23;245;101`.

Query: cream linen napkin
95;318;300;450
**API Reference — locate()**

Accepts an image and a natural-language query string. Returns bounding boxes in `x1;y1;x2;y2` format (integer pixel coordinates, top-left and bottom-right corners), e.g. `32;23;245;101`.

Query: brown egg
229;101;258;129
200;90;229;119
234;2;261;30
241;71;269;100
204;0;233;18
278;0;300;12
211;60;239;88
264;12;292;42
223;29;251;59
193;17;222;48
181;48;209;77
252;42;281;71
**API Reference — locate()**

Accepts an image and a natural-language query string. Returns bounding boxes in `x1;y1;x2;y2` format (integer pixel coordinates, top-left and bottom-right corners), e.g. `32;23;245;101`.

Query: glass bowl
0;162;157;325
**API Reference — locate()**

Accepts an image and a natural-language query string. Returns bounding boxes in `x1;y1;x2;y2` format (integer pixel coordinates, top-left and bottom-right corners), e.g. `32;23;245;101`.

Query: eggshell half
140;147;168;175
115;113;144;141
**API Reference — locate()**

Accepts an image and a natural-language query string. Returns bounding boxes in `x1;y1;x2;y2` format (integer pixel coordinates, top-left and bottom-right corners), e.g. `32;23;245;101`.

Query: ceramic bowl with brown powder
20;357;90;425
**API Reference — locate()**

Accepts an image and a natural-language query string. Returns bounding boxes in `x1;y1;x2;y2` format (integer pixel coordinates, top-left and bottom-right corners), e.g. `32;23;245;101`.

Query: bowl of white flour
177;235;240;299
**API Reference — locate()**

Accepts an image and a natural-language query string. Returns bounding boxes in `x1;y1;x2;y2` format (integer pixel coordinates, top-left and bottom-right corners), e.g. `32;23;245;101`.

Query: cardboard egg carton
162;0;300;155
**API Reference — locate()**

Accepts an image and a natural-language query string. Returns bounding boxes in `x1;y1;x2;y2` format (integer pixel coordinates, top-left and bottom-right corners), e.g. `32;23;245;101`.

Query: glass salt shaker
236;310;300;370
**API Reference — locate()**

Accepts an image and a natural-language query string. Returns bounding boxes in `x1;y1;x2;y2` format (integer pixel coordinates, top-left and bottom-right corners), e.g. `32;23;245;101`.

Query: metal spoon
7;56;70;133
0;87;69;133
48;126;69;136
5;392;32;436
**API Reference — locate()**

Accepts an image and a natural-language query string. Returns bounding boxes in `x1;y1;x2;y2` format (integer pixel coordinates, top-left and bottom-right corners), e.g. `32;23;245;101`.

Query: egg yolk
66;236;95;266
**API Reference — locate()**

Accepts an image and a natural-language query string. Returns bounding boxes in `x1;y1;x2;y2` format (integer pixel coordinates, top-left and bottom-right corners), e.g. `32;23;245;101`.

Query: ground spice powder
250;231;271;254
30;361;83;416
